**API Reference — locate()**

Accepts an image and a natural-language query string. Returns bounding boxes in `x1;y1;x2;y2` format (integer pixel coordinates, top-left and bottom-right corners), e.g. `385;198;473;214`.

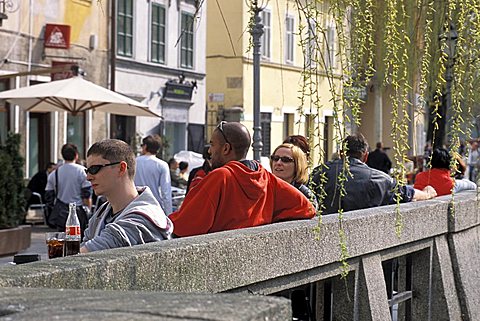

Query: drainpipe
107;0;116;138
24;0;33;177
110;0;116;91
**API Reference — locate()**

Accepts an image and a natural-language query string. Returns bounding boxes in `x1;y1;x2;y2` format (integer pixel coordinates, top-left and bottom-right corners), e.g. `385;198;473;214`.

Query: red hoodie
170;161;315;237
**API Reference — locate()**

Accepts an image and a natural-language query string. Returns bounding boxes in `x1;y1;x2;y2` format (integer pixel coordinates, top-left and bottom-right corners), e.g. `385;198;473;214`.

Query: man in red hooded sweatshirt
169;121;315;237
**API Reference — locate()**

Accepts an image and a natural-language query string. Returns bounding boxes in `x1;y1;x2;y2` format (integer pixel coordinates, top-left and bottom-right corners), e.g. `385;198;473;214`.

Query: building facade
206;1;341;163
0;0;109;177
112;0;207;158
0;0;207;177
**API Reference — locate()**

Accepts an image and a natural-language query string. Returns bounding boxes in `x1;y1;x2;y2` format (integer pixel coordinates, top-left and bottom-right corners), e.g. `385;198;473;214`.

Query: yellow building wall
6;0;107;50
207;0;341;165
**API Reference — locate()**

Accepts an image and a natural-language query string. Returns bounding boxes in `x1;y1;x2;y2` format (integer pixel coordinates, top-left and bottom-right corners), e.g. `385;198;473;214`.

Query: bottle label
66;226;80;236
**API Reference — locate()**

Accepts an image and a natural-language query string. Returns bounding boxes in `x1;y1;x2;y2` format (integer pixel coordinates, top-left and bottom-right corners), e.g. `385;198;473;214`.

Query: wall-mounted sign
208;93;224;102
44;24;71;49
164;80;195;100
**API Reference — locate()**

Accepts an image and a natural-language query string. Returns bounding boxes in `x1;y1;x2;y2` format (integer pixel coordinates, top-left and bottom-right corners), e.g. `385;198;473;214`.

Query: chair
25;192;47;225
171;187;186;211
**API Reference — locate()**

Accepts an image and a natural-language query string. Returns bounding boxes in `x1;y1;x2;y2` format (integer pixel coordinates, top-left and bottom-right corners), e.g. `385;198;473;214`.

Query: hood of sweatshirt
219;160;270;200
119;186;171;230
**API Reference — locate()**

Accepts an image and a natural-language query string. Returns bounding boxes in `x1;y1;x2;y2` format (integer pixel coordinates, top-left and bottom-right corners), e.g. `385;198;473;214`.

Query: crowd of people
25;121;478;254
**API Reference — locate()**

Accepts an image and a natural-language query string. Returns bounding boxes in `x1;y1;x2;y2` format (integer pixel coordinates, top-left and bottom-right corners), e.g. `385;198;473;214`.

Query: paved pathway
0;225;54;265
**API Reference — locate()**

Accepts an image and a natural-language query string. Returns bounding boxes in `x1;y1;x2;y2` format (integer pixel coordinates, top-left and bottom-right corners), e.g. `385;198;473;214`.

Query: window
305;19;316;68
151;4;166;63
261;112;271;156
304;114;315;140
283;113;294;138
324;116;334;162
285;15;294;64
67;114;85;159
0;80;9;145
180;12;194;69
326;24;337;69
261;10;271;59
117;0;133;57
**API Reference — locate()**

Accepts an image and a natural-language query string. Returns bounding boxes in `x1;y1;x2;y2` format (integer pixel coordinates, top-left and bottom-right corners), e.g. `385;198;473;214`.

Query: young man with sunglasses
80;139;173;253
169;121;315;237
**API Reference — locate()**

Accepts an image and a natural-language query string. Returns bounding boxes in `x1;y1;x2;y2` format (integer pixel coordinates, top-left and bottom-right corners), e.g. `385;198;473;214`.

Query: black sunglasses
85;162;121;175
216;121;231;146
270;155;295;163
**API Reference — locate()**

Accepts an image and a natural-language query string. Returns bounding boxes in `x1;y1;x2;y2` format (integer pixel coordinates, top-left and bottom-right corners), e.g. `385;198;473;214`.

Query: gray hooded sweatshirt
82;186;173;252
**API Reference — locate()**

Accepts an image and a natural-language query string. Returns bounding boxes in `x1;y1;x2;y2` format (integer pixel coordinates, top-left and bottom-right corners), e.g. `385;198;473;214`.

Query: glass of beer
45;232;65;259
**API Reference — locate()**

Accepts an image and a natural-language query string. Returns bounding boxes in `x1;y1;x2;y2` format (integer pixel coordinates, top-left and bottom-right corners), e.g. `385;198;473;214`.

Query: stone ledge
448;191;480;232
0;225;31;256
0;193;477;294
0;287;291;321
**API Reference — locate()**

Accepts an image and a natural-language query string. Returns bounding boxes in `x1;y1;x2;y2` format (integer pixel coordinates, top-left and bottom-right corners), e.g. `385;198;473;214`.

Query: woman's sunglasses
270;155;295;163
85;162;121;175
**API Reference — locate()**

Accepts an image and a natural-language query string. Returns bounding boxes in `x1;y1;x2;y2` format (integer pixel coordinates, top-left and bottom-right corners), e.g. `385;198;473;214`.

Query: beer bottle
65;203;81;256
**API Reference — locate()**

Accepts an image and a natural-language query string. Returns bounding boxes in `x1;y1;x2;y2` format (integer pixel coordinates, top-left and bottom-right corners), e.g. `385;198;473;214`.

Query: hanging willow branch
244;0;479;278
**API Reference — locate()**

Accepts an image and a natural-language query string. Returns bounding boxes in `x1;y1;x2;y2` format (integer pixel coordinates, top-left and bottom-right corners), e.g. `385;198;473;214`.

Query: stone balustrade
0;191;478;320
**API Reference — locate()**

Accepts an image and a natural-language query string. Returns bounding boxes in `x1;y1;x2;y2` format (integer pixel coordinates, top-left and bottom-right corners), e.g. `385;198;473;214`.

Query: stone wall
0;191;478;320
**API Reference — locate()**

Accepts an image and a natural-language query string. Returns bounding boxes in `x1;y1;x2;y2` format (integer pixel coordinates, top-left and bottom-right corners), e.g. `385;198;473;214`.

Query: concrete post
332;273;355;320
357;254;391;321
431;236;462;320
410;247;431;321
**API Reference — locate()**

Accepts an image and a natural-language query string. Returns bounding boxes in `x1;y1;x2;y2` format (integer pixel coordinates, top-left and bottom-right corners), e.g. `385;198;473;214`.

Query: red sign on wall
44;24;71;49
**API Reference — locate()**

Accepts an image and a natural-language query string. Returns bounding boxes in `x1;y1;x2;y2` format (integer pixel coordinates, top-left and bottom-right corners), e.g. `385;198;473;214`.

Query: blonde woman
270;143;318;210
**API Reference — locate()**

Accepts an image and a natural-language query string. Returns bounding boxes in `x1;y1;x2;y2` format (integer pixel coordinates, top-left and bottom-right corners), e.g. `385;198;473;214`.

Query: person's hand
422;185;437;199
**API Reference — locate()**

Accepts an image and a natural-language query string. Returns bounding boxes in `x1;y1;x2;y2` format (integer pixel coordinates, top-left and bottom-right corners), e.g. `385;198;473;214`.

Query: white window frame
305;18;316;68
326;22;337;70
285;14;294;64
150;2;167;64
261;9;271;59
179;11;195;69
117;0;134;57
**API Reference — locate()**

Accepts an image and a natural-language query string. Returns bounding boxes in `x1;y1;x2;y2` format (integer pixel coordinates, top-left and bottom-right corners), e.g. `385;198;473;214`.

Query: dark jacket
312;158;413;215
366;148;392;174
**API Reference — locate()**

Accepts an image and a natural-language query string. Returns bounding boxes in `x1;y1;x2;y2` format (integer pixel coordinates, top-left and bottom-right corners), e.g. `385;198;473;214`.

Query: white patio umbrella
0;76;161;117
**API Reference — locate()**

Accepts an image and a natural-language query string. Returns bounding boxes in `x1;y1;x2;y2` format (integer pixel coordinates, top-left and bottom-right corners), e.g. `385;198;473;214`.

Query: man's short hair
61;143;78;161
142;135;162;154
87;139;136;179
431;148;451;170
179;161;188;171
46;162;56;171
216;122;251;159
344;133;369;159
168;158;177;167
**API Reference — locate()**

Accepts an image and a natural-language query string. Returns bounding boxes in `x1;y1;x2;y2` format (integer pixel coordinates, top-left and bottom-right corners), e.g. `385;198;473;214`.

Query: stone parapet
0;191;478;320
0;287;291;321
0;192;476;293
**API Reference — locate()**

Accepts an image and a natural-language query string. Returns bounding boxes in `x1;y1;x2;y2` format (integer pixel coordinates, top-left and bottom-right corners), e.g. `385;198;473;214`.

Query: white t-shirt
46;162;91;205
134;155;173;214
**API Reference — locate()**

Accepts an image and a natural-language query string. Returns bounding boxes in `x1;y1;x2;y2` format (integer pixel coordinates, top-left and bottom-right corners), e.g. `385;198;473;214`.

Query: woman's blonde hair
270;143;309;184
